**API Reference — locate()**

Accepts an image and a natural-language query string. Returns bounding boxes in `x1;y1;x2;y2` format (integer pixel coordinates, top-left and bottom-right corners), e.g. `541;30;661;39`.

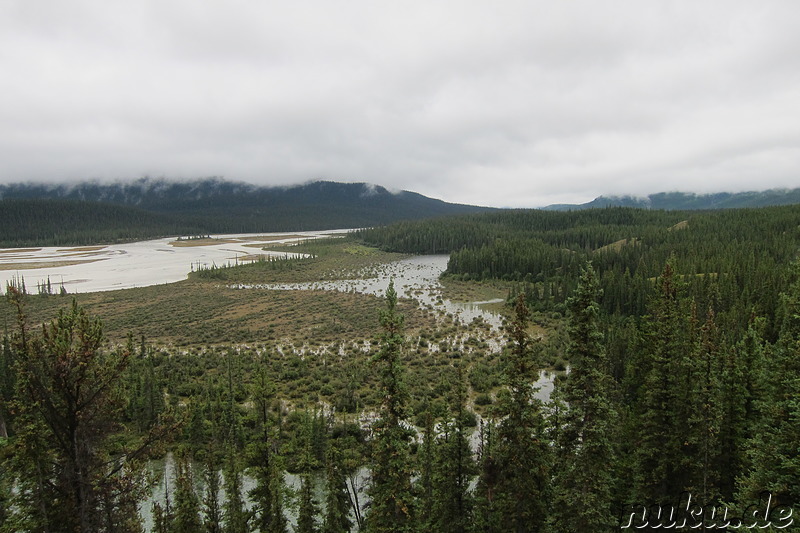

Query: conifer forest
1;204;799;532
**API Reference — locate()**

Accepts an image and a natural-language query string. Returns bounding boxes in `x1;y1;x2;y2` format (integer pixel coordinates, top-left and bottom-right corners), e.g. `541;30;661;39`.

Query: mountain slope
543;189;800;210
0;178;492;246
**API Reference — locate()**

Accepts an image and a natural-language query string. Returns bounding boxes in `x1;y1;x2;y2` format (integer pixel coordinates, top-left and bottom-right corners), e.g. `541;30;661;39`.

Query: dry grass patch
168;238;239;247
0;278;428;347
56;246;106;252
0;248;42;254
669;220;689;231
0;258;107;271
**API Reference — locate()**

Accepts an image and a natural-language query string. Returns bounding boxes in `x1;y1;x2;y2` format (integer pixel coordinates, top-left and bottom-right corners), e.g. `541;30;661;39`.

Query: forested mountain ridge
0;178;492;247
543;188;800;210
0;178;487;215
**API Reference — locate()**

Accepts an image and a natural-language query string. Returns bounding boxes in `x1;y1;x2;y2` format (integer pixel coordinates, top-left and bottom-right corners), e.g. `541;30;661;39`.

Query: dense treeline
0;199;205;247
358;205;800;339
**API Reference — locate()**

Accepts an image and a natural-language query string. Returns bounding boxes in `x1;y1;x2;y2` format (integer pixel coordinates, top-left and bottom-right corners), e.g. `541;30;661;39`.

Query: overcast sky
1;1;798;207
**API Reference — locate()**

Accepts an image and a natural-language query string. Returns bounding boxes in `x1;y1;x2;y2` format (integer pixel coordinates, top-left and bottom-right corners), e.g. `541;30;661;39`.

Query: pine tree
633;259;694;503
430;361;475;533
491;294;551;533
415;397;436;531
717;316;765;500
738;261;800;509
365;280;415;532
203;450;223;533
267;460;289;533
296;474;320;533
472;419;500;533
153;471;174;533
686;305;723;503
3;292;158;532
322;440;353;533
223;454;250;533
173;453;202;533
550;263;618;533
296;413;321;533
249;362;280;533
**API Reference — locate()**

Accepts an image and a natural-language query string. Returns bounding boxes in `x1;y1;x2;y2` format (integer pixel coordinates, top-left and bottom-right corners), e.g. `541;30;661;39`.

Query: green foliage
222;454;250;533
3;200;800;530
550;263;618;533
738;261;800;508
202;451;223;533
365;281;416;532
484;295;552;533
428;361;476;533
174;453;202;533
359;205;800;341
296;474;320;533
322;441;353;533
2;292;162;532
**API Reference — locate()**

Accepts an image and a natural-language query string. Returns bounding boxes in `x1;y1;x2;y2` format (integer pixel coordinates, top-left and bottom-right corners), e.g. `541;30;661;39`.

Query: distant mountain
0;178;492;246
543;189;800;211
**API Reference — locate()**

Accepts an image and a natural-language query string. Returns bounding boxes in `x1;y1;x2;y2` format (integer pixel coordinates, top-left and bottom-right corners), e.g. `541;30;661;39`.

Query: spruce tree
296;475;320;533
550;263;618;533
173;453;202;533
296;413;321;533
267;459;289;533
415;397;436;531
473;420;501;533
717;316;765;500
203;450;223;533
491;294;551;533
322;440;352;533
249;363;279;532
633;259;694;503
365;280;415;532
223;454;250;533
738;261;800;509
686;305;723;503
430;361;475;533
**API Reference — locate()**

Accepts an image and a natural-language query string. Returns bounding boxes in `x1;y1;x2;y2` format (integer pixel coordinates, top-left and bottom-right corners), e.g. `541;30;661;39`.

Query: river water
0;230;345;294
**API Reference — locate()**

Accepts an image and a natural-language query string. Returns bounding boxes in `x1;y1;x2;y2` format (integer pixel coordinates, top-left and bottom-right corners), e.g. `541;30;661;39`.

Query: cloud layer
1;1;798;207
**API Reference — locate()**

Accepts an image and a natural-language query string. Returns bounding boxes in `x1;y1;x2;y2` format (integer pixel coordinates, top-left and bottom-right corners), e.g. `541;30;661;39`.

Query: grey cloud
1;0;799;208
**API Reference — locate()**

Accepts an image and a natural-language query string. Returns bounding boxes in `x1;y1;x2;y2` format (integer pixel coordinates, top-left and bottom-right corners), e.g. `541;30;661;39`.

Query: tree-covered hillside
0;179;492;247
543;188;800;210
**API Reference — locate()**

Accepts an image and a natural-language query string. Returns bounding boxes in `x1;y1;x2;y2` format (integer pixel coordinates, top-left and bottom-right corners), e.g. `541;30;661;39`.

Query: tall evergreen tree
473;420;500;533
717;316;765;501
322;439;352;533
490;294;551;533
296;413;321;533
173;453;202;533
223;454;250;533
430;361;475;533
296;475;320;533
203;450;223;533
550;263;618;533
738;261;800;509
633;259;695;503
249;363;279;533
365;281;415;532
686;305;723;503
415;396;437;532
